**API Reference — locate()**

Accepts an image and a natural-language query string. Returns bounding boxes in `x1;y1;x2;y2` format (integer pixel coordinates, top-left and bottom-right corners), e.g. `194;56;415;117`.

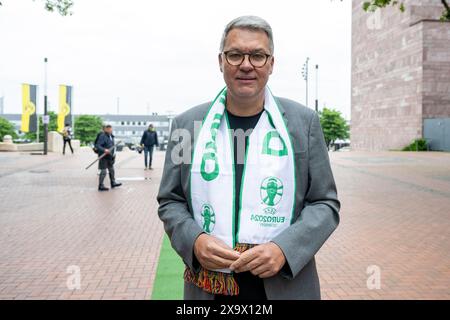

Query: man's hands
194;235;287;279
104;149;110;154
194;233;241;270
229;242;286;278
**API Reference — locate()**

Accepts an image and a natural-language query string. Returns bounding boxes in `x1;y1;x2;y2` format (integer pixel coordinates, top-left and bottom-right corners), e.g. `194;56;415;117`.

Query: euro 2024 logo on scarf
260;177;283;215
200;204;216;233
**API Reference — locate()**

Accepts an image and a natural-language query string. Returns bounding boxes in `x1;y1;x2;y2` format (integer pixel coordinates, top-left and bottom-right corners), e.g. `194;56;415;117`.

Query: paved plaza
0;148;449;299
318;151;450;299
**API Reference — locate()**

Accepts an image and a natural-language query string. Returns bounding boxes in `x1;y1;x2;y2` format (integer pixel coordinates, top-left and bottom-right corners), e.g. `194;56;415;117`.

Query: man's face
219;28;274;100
105;127;113;134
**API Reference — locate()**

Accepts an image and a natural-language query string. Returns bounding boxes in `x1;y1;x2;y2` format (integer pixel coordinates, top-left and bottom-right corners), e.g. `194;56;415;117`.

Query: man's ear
218;53;223;73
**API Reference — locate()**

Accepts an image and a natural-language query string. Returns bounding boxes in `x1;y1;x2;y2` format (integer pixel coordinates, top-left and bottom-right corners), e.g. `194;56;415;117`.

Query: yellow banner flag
21;84;37;133
57;85;72;133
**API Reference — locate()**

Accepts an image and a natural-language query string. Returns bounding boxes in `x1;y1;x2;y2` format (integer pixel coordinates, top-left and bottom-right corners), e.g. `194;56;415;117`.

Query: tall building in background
0;96;4;114
351;0;450;151
100;114;171;145
1;113;172;145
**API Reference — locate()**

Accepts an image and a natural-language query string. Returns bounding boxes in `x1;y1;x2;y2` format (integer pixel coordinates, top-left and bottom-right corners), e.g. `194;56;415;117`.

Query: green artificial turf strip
151;234;185;300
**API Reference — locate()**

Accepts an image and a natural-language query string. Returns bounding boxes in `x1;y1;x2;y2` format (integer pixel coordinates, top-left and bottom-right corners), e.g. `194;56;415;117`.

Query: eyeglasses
222;50;272;68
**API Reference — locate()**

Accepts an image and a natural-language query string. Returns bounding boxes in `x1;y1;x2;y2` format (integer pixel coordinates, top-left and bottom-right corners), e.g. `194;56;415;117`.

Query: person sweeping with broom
95;124;122;191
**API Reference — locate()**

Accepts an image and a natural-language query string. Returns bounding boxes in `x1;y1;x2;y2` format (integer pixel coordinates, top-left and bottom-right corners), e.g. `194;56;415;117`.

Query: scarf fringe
184;243;254;296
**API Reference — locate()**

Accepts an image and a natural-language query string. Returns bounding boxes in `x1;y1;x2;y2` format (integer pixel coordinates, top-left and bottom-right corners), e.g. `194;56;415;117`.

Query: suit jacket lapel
275;96;289;130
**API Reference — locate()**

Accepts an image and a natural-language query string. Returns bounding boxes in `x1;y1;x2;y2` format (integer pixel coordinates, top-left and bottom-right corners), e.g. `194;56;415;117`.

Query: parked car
13;138;32;144
125;143;136;151
159;139;168;151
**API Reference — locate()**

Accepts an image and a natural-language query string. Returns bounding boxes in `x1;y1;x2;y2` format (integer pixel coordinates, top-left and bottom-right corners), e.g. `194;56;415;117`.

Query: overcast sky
0;0;352;119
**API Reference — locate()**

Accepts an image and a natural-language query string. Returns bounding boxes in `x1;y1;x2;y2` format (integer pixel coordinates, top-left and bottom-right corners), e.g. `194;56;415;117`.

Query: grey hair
220;15;274;54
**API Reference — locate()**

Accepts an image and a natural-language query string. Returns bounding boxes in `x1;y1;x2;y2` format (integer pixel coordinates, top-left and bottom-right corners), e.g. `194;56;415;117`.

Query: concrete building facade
99;114;171;145
1;113;172;145
351;0;450;150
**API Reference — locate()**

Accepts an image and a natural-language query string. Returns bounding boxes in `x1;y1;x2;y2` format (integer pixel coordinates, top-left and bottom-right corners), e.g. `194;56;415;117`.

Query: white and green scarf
185;87;296;295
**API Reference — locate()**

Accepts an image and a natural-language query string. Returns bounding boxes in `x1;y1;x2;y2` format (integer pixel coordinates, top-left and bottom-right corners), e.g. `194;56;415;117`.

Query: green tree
0;0;74;16
319;108;350;148
74;115;103;146
0;117;18;141
362;0;450;21
24;111;58;142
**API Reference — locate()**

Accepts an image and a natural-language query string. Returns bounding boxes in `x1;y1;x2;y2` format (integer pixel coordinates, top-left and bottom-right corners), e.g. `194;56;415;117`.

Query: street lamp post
315;64;319;113
43;57;48;155
301;57;310;108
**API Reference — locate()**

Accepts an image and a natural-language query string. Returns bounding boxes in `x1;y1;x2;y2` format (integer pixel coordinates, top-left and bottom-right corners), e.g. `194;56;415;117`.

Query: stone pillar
0;135;18;151
48;131;81;153
351;0;450;151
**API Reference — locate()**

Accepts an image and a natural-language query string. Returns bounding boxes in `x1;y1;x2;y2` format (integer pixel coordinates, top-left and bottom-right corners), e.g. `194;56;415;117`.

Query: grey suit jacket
157;97;340;300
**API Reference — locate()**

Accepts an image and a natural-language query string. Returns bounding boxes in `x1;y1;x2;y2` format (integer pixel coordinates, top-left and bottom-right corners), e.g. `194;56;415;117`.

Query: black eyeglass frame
222;50;272;68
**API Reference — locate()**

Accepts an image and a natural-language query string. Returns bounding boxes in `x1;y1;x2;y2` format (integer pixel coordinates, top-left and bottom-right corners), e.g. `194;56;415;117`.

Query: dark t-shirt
214;108;267;301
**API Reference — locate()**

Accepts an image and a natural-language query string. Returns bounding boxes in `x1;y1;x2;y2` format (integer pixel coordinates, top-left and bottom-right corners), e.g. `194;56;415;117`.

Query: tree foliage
319;108;350;148
74;115;103;146
0;117;18;141
3;0;449;20
22;113;103;145
24;111;58;142
362;0;450;21
0;0;74;16
42;0;74;16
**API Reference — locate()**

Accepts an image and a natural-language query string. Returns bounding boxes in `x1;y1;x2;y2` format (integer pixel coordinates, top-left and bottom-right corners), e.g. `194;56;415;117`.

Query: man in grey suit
157;16;340;300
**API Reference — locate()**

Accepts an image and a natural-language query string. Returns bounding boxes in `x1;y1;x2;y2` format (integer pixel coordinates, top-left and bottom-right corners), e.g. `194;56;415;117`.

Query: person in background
140;123;159;170
157;16;340;300
93;125;106;175
95;124;122;191
62;123;74;155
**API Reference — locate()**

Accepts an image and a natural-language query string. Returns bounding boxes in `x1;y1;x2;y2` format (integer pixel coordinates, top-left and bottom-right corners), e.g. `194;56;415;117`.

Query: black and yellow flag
57;85;72;133
21;84;38;133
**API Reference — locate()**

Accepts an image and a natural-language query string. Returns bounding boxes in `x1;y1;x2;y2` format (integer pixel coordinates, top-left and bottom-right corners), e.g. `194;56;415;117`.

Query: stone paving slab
0;149;165;300
318;151;450;300
0;149;449;299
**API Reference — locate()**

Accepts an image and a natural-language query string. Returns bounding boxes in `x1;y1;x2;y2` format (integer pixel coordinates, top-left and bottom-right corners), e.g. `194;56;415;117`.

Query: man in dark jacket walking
95;124;122;191
93;125;106;175
140;124;159;170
